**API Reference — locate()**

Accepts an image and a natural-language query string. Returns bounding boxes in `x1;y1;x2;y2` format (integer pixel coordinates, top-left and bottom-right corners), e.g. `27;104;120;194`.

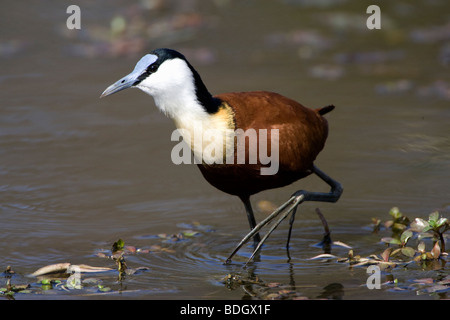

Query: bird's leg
241;196;261;246
226;165;342;265
242;194;305;265
285;206;298;262
284;165;342;250
226;196;299;264
286;206;298;249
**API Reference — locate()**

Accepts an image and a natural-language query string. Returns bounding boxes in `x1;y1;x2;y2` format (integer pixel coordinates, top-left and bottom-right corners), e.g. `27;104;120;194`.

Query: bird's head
101;48;219;118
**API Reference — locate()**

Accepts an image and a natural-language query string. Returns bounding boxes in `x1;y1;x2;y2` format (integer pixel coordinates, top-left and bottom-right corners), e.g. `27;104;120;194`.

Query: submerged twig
316;208;332;253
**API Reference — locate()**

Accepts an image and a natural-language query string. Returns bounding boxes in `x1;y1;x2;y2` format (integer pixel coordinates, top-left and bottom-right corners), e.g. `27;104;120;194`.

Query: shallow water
1;1;449;300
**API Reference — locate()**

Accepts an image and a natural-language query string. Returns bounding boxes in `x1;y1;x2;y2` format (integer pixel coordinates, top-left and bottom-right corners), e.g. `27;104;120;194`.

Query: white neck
170;102;233;165
135;58;233;164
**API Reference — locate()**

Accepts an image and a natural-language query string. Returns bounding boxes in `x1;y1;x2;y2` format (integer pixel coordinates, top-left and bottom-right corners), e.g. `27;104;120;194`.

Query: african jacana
101;48;343;265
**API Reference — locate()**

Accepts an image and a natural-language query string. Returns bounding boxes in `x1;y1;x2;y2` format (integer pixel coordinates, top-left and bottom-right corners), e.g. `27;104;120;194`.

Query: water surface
1;1;449;299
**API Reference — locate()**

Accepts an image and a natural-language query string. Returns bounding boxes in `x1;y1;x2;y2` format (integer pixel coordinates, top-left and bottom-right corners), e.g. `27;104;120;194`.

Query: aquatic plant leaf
389;207;402;220
410;218;428;232
182;230;200;237
332;241;352;249
417;241;426;253
429;211;439;224
308;253;336;260
381;237;401;245
66;276;82;290
413;278;434;284
436;217;448;228
112;239;125;253
381;248;393;262
401;247;415;257
98;285;112;292
392;223;407;232
371;218;382;233
400;230;413;244
384;220;393;228
431;242;441;258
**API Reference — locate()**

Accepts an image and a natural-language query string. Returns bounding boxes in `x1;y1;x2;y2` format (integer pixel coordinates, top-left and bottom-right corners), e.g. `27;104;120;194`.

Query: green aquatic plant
377;208;448;263
385;207;410;235
388;229;416;258
410;211;449;253
111;239;127;276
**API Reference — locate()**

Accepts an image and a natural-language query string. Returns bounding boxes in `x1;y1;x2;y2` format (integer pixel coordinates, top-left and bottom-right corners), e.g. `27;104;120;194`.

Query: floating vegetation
0;221;216;299
374;207;449;262
221;207;449;299
1;209;448;299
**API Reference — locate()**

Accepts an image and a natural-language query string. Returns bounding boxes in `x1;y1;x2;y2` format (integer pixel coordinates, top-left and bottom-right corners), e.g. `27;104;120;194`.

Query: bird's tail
317;105;335;116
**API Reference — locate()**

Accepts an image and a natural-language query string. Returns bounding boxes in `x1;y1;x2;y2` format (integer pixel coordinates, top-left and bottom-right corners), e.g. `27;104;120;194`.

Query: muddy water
1;1;449;299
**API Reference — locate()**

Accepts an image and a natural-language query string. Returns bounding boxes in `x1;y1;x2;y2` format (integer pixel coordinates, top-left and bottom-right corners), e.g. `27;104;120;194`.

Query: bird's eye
148;64;158;73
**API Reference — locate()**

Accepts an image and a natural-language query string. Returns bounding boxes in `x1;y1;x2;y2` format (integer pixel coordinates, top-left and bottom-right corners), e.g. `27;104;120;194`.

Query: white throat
135;58;233;164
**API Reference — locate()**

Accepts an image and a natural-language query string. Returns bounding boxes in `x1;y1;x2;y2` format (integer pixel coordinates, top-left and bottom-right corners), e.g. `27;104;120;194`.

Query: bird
101;48;343;265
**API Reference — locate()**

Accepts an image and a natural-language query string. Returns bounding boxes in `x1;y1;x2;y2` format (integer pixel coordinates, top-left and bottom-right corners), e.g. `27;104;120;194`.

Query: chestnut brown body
197;91;333;198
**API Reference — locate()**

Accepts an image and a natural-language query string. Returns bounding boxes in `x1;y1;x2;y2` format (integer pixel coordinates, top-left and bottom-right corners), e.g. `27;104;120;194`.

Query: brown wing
197;91;331;197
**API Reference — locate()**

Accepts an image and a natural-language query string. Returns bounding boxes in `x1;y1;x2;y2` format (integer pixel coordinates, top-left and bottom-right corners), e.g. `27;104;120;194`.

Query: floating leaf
381;237;401;245
332;241;352;249
98;285;112;292
182;230;200;237
66;276;82;290
308;253;336;260
413;278;434;284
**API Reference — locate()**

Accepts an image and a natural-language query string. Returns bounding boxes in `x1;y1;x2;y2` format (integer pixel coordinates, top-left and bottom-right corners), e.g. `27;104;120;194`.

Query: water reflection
223;233;345;300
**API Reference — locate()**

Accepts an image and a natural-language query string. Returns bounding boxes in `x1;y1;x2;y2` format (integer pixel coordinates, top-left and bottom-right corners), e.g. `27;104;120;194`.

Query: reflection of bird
101;48;343;264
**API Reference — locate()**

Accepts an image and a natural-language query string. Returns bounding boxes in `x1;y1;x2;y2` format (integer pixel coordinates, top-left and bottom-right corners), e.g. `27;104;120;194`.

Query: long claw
225;165;343;265
243;194;305;267
225;195;298;264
